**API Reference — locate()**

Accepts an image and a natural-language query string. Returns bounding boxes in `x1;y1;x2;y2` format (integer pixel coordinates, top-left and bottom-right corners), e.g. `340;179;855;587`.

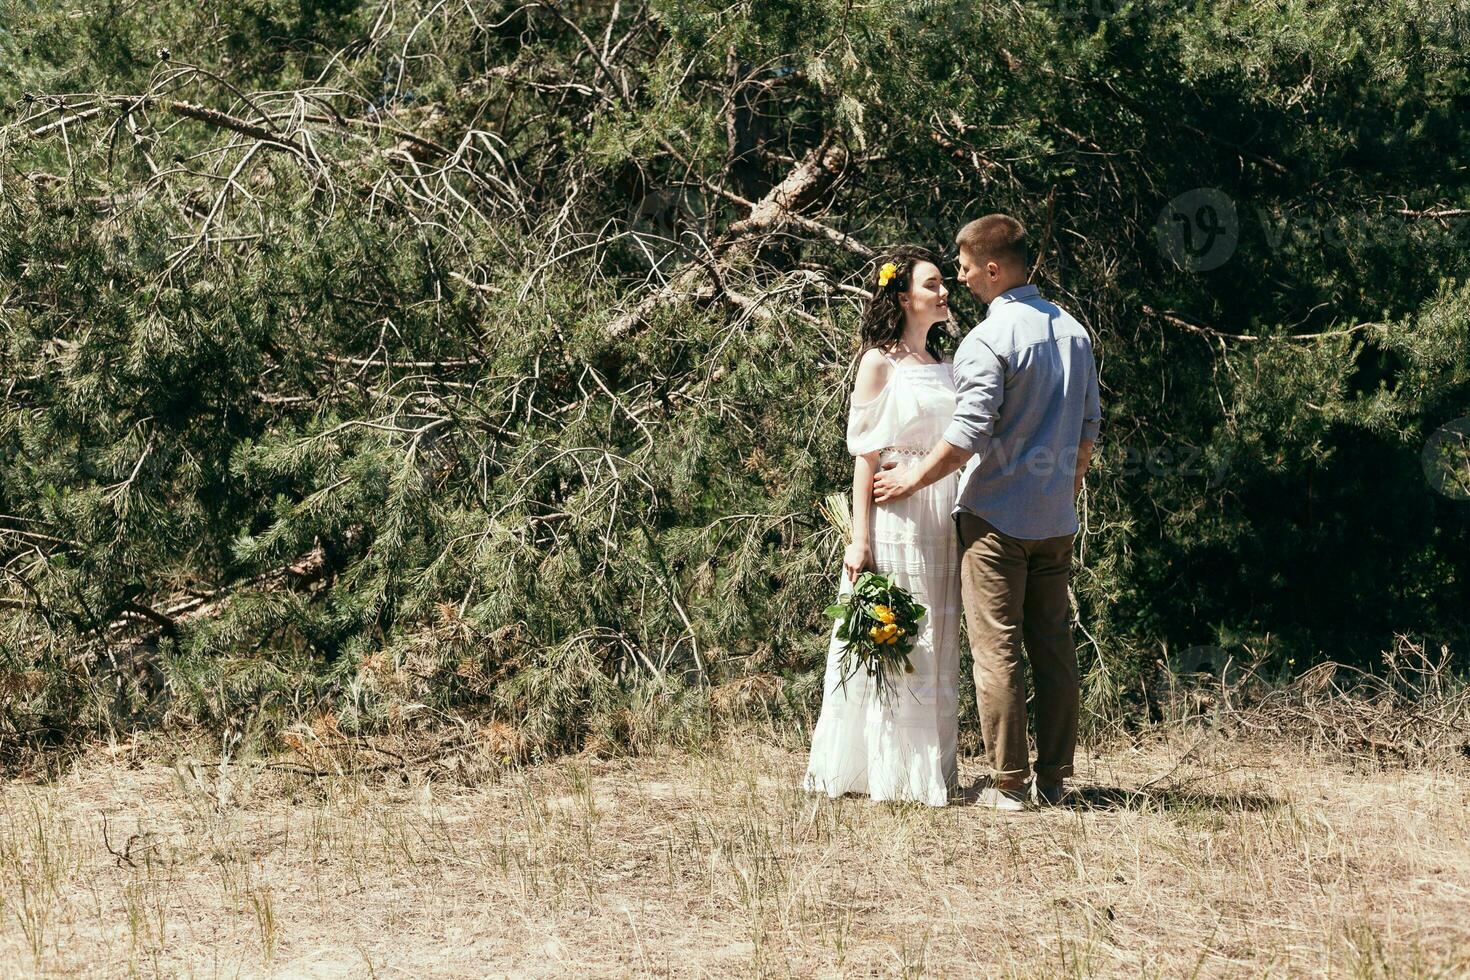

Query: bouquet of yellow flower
819;492;925;704
823;571;925;704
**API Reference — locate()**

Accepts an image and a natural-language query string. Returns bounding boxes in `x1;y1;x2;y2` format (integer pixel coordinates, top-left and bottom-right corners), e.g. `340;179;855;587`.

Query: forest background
2;0;1468;768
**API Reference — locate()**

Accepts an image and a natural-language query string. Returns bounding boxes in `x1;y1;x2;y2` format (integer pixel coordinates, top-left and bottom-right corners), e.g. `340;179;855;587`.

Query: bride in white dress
803;247;962;807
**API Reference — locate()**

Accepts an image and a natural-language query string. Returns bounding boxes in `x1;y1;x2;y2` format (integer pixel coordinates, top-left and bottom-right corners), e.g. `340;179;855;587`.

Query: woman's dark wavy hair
858;245;952;364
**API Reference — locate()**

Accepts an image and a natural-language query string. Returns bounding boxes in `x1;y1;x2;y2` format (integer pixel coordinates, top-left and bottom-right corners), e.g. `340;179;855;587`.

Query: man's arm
872;439;972;503
1073;439;1093;497
872;337;1006;504
1076;347;1101;497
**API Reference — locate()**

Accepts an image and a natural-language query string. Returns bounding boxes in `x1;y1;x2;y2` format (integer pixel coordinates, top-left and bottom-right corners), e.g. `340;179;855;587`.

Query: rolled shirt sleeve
1081;350;1101;444
942;336;1006;458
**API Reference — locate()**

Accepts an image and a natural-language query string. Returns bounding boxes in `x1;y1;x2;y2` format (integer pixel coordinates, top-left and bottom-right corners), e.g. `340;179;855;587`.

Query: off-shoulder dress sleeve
845;376;900;456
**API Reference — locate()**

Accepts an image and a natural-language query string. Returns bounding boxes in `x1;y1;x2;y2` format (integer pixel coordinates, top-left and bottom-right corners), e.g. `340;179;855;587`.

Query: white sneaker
972;785;1029;812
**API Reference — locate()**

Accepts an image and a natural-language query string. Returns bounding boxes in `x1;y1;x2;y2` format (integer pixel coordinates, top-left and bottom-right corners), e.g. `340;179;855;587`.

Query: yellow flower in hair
877;262;898;288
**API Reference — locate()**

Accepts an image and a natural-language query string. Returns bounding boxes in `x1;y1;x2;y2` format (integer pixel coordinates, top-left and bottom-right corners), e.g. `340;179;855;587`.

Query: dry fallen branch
11;535;352;666
1166;637;1469;768
1142;305;1378;344
606;140;862;340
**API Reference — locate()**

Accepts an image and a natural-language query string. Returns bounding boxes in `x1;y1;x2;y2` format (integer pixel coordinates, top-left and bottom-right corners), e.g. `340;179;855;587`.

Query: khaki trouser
955;512;1079;790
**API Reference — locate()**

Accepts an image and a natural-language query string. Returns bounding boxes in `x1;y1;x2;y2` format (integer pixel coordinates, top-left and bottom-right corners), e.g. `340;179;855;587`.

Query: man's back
942;283;1100;540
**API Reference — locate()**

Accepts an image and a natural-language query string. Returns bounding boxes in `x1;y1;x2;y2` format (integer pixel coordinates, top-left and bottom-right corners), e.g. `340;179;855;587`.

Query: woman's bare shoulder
852;347;892;403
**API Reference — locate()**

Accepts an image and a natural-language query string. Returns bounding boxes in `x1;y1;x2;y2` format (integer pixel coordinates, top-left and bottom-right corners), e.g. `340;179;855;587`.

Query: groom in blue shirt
873;213;1100;811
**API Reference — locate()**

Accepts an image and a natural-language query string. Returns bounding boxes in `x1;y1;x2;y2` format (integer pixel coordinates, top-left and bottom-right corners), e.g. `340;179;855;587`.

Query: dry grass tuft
1161;636;1470;770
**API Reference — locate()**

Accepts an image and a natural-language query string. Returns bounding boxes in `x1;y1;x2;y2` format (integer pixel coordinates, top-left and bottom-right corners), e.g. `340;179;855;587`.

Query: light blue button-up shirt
942;284;1101;540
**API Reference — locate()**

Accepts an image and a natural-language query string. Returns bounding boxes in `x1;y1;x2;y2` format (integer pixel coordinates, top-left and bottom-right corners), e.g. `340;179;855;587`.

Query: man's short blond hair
955;213;1030;270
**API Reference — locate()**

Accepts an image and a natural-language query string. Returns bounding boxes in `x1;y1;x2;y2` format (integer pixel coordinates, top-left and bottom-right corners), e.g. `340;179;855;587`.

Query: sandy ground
1;730;1468;978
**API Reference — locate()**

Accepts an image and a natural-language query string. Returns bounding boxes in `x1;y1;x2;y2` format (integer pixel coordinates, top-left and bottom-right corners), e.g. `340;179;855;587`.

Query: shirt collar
987;283;1040;310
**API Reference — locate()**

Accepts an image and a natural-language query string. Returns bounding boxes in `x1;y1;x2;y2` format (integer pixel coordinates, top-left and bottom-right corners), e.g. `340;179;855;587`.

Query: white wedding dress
803;352;962;807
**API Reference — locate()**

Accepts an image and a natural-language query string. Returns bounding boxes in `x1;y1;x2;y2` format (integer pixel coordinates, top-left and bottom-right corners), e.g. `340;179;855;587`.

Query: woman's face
901;260;949;324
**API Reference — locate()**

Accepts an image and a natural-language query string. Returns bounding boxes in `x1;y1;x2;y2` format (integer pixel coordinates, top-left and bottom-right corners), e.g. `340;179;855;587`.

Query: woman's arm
844;450;880;581
843;349;890;580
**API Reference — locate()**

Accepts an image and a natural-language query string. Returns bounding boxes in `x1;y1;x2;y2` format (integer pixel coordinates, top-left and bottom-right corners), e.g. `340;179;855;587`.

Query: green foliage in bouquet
824;572;925;706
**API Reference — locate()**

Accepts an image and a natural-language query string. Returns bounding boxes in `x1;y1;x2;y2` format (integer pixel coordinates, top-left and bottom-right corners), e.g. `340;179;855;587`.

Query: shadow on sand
1063;783;1280;813
954;781;1281;813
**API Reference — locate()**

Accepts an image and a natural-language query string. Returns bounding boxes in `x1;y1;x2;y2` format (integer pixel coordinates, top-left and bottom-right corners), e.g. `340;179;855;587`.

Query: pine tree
1;0;1466;764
